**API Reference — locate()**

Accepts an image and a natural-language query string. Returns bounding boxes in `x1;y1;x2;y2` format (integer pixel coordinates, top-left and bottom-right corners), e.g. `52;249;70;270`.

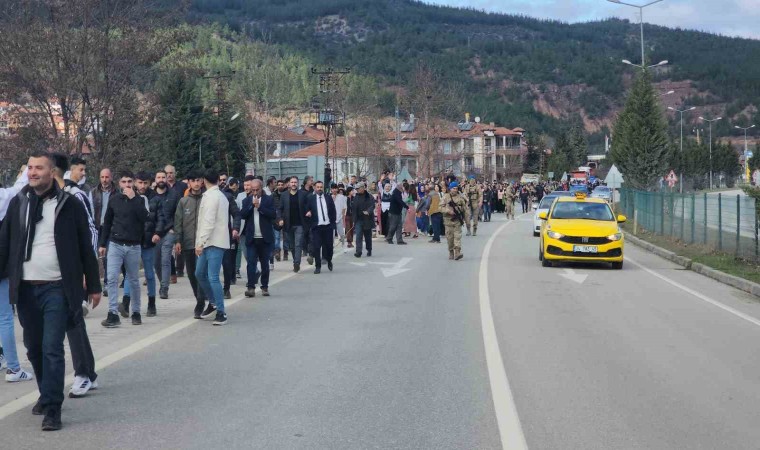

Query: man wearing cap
351;182;375;257
464;176;482;236
440;181;469;260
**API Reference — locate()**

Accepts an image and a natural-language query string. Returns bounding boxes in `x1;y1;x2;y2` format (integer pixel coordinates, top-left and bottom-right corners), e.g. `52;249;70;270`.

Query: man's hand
195;245;203;257
98;247;106;258
89;293;101;309
363;211;369;216
253;197;260;208
151;234;161;244
305;211;312;218
279;219;284;226
124;187;136;199
232;230;239;241
174;243;182;254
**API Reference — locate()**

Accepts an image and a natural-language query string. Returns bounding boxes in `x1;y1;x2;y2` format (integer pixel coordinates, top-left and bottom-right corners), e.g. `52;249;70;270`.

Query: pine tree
523;133;543;174
567;124;587;168
610;70;671;190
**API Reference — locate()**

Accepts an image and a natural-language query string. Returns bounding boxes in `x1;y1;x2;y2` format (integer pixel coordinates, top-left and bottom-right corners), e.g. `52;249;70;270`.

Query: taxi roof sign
574;192;586;199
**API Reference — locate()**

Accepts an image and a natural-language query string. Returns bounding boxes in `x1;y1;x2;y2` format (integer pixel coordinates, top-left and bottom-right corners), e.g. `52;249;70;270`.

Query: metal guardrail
620;188;760;261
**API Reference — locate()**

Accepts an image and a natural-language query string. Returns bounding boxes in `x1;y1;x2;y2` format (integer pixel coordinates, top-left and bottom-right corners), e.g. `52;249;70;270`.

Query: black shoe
223;289;231;300
307;256;314;265
386;240;393;244
367;250;372;257
131;312;142;325
212;311;227;326
201;304;217;319
397;241;407;245
101;312;121;328
159;288;168;300
245;288;256;298
118;296;130;318
146;297;156;317
314;267;321;274
354;253;361;258
32;399;45;416
261;288;270;297
177;272;184;278
327;261;333;271
293;263;300;273
103;288;108;297
236;270;241;279
193;301;205;319
41;408;62;431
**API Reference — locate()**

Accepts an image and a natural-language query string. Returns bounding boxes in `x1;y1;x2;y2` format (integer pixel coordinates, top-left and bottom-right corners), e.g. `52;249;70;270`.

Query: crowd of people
0;150;565;431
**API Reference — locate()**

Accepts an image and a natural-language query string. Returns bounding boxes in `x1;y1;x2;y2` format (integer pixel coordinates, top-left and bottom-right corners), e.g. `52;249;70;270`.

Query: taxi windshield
551;202;614;221
538;196;556;210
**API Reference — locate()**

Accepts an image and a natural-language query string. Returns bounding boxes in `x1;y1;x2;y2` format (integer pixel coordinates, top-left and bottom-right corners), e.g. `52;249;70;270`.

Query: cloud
423;0;760;40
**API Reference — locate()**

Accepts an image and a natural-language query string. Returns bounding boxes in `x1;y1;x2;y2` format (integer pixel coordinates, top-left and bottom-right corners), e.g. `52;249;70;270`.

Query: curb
624;232;760;297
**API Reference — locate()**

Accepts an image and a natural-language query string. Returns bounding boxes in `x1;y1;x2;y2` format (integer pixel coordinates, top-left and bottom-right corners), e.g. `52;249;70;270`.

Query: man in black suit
304;180;336;274
240;179;276;297
385;183;408;245
277;176;308;273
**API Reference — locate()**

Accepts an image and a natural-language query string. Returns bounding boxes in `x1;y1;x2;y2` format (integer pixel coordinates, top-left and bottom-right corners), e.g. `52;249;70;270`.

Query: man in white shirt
304;181;337;274
195;170;230;326
331;184;347;247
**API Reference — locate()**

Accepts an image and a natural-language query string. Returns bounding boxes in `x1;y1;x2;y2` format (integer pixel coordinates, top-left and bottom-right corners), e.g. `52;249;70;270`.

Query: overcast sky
423;0;760;40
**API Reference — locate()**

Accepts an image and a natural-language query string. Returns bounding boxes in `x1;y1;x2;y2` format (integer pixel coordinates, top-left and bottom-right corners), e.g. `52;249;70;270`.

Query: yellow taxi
538;192;627;269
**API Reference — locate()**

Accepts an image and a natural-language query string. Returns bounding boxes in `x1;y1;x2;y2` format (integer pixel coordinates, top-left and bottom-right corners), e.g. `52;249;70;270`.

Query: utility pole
700;116;722;189
668;106;696;193
735;125;756;182
309;67;350;187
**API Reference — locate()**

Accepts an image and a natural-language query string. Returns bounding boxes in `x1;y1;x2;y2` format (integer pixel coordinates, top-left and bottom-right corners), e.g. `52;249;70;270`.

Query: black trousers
355;221;372;255
181;250;205;302
222;247;236;290
311;225;334;268
67;319;96;381
176;251;185;275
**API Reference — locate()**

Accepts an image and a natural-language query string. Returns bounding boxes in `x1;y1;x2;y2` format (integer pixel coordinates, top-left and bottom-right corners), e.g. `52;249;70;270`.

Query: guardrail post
660;191;665;236
703;192;708;245
690;193;695;244
681;193;685;241
737;195;741;258
718;193;723;251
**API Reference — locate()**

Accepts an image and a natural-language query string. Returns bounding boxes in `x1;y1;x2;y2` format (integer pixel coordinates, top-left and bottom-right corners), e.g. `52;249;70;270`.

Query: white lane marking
559;268;588;284
627;257;760;328
380;257;413;278
0;270;298;421
480;219;529;450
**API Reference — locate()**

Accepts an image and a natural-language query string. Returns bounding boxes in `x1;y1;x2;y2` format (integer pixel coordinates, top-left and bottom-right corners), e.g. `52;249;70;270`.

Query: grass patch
622;223;760;285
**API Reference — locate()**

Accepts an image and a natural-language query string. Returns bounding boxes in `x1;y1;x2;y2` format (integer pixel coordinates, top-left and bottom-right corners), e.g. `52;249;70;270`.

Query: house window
443;141;452;154
406;140;419;152
464;140;473;152
485;138;492;150
407;159;417;175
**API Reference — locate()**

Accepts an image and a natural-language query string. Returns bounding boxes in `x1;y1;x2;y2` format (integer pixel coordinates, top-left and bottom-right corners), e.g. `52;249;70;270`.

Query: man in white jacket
195;170;230;326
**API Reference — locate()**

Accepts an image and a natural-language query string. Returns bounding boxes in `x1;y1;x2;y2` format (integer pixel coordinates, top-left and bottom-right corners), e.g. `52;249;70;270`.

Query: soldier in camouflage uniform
463;176;482;236
441;181;470;260
504;185;517;220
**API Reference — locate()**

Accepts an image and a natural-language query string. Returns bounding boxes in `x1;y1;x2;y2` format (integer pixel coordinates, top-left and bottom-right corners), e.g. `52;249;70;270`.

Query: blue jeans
124;247;157;298
0;278;21;371
196;246;226;313
16;281;68;409
483;203;492;221
246;239;274;289
107;242;141;314
287;226;304;265
159;233;176;291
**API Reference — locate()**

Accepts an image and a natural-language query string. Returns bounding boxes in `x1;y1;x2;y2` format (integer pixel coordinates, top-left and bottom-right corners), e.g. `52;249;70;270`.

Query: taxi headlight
608;233;623;241
547;230;564;239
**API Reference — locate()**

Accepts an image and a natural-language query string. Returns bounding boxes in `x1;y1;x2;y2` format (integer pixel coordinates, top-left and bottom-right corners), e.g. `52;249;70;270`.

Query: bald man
89;168;117;294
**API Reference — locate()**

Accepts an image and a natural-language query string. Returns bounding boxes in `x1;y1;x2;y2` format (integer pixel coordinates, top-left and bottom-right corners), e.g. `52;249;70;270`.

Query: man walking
301;176;315;265
240;179;275;297
126;171;159;317
271;179;288;262
99;170;148;327
0;151;101;431
482;184;493;222
278;176;308;273
351;182;374;258
221;182;241;299
385;182;408;245
464;176;482;236
195;170;230;326
151;170;172;299
173;172;207;319
504;184;517;220
89;168;116;295
440;181;469;261
305;181;336;274
158;165;188;295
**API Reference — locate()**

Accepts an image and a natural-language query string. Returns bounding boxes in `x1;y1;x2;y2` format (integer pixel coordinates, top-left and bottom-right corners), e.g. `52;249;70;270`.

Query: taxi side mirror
617;214;627;223
538;211;548;220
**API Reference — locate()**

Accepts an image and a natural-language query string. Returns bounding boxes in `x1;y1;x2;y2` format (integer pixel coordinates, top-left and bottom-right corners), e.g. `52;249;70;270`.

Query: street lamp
608;0;666;67
661;90;675;96
735;124;756;181
622;59;668;70
668;105;696;192
699;116;722;189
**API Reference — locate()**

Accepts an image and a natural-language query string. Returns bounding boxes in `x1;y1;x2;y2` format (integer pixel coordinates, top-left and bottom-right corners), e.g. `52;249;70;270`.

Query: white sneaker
6;368;34;382
91;379;99;390
69;375;93;398
0;353;6;371
82;300;90;318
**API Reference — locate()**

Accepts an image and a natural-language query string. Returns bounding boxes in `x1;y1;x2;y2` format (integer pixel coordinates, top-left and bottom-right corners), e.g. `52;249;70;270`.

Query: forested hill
187;0;760;142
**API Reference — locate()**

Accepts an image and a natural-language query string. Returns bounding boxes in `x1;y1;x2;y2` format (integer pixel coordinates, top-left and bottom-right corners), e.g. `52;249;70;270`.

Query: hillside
186;0;760;150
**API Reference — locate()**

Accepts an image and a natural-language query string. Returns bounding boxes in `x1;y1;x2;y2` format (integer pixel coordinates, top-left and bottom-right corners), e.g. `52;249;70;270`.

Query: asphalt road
3;214;760;449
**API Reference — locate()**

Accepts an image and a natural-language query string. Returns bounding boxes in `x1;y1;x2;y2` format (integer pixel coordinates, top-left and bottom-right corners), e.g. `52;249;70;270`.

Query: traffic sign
605;165;624;189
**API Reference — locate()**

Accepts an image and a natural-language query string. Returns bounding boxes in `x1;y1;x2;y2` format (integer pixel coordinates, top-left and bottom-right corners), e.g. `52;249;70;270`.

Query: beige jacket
196;185;230;250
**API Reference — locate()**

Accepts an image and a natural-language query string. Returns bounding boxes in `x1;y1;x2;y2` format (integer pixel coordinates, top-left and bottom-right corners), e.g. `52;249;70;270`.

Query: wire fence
619;188;760;262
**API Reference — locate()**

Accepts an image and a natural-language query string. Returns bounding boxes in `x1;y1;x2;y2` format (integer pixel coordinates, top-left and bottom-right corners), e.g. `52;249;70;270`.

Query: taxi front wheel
541;253;552;267
612;261;623;270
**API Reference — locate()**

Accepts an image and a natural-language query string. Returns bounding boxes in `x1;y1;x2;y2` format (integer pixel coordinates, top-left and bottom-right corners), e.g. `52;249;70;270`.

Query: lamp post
699;116;722;189
668;106;696;192
622;59;668;70
608;0;666;67
735;124;756;181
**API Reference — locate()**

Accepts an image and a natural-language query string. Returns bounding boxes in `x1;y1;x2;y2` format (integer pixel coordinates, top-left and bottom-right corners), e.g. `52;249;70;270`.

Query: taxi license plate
573;245;598;253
